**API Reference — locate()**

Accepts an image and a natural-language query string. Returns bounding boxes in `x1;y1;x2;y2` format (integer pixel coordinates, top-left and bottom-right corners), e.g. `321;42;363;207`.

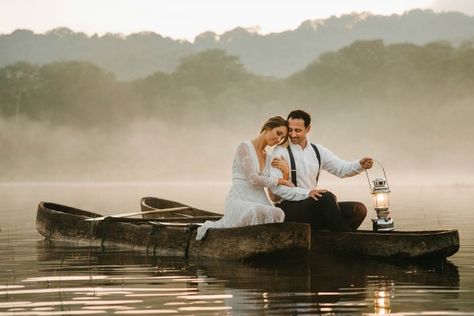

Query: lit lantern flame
365;161;394;231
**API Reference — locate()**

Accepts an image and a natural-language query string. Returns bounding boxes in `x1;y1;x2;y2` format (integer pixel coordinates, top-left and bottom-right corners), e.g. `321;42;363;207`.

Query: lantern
366;161;394;231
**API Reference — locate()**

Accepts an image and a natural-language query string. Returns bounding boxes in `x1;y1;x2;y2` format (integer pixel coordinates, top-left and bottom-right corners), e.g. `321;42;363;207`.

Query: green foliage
0;43;473;126
35;61;116;122
289;40;474;102
0;62;41;117
172;49;252;97
0;61;125;125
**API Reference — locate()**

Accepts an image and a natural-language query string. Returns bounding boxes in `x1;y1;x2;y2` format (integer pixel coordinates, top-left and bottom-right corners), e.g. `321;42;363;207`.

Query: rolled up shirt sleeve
319;145;363;178
268;147;310;201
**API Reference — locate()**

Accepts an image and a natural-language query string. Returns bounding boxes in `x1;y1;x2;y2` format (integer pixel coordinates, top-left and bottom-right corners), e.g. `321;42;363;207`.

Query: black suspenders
311;143;321;186
287;146;298;187
287;143;321;187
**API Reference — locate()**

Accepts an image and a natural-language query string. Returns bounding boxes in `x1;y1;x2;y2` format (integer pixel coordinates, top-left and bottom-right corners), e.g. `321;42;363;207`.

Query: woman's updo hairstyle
260;116;289;145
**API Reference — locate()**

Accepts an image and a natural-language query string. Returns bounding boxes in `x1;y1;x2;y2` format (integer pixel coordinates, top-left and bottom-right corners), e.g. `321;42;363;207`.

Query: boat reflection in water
19;241;460;315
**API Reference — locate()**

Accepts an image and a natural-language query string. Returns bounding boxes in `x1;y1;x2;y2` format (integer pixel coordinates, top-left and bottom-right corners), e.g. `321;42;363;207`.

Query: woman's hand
272;156;289;179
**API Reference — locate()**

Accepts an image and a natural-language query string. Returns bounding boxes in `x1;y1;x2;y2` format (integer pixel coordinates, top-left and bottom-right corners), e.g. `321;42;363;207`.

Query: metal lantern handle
365;159;389;191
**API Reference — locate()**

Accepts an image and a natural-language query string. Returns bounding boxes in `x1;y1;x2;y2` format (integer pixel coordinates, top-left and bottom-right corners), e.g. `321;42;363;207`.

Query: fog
433;0;474;16
1;40;473;186
2;98;472;185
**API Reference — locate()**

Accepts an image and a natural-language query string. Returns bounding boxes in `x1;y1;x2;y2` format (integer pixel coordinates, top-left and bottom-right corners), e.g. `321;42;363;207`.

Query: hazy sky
1;0;473;40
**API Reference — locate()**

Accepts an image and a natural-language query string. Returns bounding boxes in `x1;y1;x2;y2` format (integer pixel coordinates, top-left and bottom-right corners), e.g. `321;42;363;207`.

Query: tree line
2;10;474;79
1;40;473;127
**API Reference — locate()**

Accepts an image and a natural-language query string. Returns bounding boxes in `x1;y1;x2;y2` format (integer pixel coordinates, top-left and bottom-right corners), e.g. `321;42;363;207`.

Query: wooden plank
148;221;203;227
85;206;190;222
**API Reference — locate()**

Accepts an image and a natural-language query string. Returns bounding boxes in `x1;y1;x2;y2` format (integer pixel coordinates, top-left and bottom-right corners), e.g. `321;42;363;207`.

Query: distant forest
1;9;474;79
1;40;473;126
1;39;473;182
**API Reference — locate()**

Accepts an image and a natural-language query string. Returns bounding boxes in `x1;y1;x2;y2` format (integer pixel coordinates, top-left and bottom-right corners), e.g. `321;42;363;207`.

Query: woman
196;116;293;240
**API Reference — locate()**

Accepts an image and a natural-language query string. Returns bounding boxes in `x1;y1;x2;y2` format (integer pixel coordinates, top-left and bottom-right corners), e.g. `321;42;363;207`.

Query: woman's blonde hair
260;116;289;145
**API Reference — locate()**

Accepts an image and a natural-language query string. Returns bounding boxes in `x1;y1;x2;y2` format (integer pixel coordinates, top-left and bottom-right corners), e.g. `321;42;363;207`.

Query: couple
196;110;373;241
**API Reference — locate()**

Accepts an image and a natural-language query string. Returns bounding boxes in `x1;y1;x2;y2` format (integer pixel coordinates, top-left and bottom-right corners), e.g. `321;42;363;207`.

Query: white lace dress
196;141;285;240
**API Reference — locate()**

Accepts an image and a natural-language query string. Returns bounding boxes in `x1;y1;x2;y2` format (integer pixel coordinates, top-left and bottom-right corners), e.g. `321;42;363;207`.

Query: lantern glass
372;192;390;210
367;170;394;231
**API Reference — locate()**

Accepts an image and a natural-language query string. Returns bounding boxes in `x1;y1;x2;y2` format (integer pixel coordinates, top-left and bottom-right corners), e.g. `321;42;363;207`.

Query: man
269;110;373;231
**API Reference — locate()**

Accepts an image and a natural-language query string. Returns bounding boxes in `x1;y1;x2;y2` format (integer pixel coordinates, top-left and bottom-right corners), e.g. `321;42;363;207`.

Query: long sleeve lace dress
195;141;285;240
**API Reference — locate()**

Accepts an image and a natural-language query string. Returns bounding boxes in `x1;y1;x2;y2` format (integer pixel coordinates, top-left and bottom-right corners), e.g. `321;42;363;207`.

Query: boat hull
141;197;460;259
36;202;310;260
311;229;459;259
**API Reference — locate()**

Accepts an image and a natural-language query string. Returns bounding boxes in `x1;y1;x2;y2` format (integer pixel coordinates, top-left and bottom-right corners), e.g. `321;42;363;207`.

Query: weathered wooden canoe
141;197;460;259
140;196;223;222
311;229;459;259
36;202;310;260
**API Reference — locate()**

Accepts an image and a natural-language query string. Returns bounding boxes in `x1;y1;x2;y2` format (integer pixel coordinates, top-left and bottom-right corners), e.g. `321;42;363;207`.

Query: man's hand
359;157;373;170
309;188;327;200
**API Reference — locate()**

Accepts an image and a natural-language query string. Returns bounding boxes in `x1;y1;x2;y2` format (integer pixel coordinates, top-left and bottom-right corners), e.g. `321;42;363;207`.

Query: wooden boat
141;197;460;260
36;202;310;260
140;197;222;222
311;230;459;259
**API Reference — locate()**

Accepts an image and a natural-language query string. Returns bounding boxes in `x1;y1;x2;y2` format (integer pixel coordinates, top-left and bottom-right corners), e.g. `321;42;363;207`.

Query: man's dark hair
287;110;311;128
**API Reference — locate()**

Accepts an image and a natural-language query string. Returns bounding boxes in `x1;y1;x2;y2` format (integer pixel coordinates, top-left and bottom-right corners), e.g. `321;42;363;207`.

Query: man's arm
318;144;364;178
268;147;310;201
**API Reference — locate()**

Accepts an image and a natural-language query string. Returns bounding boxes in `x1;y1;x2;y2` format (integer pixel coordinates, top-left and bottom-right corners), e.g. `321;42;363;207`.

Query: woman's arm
235;142;291;188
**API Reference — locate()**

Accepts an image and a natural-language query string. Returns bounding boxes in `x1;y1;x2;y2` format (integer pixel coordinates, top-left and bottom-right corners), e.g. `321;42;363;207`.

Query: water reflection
372;281;394;314
0;248;466;314
198;254;460;314
0;234;464;315
1;182;472;314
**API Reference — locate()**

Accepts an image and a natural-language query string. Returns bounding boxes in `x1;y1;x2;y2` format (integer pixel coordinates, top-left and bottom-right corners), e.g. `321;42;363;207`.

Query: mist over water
1;116;237;182
1;98;473;185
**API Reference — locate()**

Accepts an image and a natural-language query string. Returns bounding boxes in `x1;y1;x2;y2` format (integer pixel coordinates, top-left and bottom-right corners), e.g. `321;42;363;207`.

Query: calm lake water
1;182;473;315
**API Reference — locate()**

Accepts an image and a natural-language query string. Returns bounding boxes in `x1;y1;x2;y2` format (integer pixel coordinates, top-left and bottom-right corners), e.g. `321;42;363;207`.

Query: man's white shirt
269;141;363;201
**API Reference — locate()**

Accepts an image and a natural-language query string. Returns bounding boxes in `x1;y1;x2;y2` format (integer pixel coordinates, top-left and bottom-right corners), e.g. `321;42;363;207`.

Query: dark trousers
277;191;367;232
